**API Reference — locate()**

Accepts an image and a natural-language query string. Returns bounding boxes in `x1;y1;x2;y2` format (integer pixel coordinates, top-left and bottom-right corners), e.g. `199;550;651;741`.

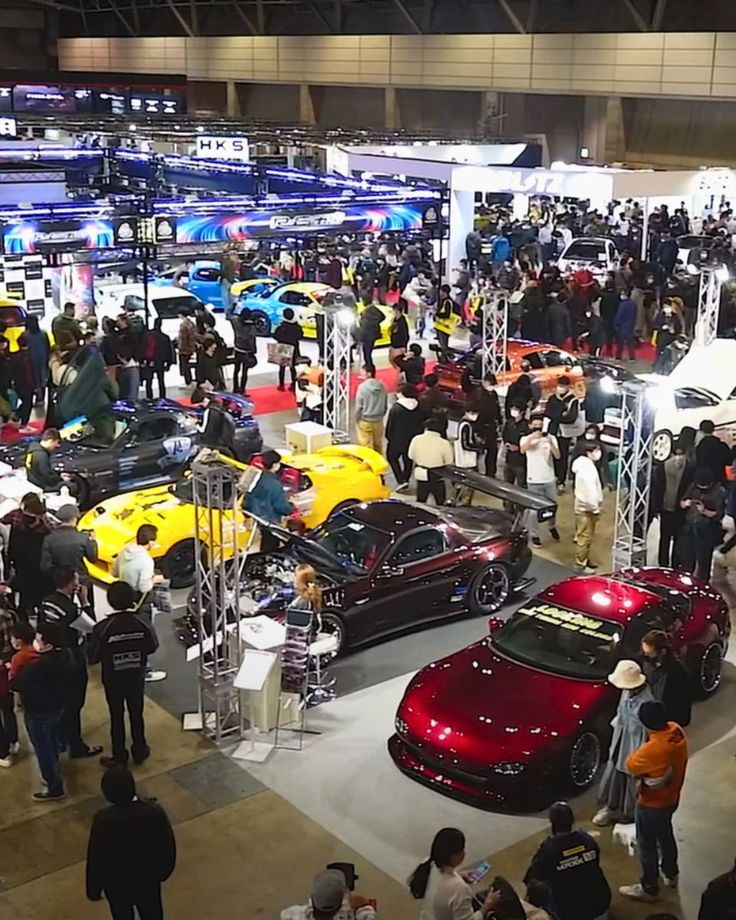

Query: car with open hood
389;566;729;811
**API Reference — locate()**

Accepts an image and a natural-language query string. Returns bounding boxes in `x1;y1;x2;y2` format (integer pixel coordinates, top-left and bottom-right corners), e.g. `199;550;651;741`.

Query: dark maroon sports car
389;567;730;810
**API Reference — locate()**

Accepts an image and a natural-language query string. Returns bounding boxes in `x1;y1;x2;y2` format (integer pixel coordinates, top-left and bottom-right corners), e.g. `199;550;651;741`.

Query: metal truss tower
612;382;654;570
191;451;251;744
321;302;353;441
694;267;723;348
481;289;509;381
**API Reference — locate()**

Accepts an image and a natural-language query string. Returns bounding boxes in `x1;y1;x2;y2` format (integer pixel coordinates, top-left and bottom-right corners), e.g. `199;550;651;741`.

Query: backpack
143;333;158;363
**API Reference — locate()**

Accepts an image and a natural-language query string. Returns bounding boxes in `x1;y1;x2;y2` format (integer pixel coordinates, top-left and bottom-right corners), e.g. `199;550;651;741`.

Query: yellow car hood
81;486;188;556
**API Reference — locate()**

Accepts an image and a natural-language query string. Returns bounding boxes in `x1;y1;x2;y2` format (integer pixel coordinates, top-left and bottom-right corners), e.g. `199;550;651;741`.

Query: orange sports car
435;339;586;412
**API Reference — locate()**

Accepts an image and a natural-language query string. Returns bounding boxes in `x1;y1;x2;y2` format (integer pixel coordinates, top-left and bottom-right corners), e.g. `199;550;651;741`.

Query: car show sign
195;136;250;162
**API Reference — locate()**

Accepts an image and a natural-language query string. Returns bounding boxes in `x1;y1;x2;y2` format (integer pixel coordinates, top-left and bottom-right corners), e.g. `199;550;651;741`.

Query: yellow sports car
299;299;395;345
80;445;390;587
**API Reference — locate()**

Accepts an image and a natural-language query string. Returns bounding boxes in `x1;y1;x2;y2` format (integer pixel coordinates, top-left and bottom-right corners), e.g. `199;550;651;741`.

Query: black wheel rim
570;732;601;788
475;566;509;610
171;543;195;579
701;644;722;694
254;314;269;336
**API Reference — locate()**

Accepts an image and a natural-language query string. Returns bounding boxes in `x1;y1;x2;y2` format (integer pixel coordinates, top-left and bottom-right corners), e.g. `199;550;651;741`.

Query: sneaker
549;527;560;542
9;742;19;756
619;884;657;902
132;746;151;766
592;805;619;827
661;874;679;888
557;483;565;494
0;756;14;768
32;790;67;802
532;536;542;547
584;566;598;575
145;670;167;682
69;745;103;759
395;482;410;493
586;561;598;570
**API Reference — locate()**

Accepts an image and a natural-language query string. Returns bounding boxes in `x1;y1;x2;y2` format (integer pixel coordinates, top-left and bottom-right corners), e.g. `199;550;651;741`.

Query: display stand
232;649;278;763
274;610;312;751
321;300;354;443
284;420;333;454
481;289;509;382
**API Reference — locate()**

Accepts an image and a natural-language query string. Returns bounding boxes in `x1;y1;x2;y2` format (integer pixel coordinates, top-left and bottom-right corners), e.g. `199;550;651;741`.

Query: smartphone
542;416;550;435
467;860;492;884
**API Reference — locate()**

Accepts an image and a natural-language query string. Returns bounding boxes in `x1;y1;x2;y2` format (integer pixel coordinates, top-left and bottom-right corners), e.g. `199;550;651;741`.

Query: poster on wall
0;255;55;317
2;218;114;254
174;203;428;244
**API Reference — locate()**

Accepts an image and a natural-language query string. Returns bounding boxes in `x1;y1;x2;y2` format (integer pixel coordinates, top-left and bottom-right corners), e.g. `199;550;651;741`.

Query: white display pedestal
284;420;333;453
232;648;278;763
237;617;286;733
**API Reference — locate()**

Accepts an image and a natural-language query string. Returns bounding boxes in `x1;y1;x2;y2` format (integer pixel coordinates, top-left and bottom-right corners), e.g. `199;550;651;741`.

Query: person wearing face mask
545;376;583;491
660;333;689;375
506;361;540;418
579;308;606;358
454;404;483;481
571;441;603;573
676;467;726;580
468;373;501;478
502;402;529;497
652;302;683;373
651;438;695;567
640;629;692;728
385;385;423;492
520;413;560;546
571;424;613;489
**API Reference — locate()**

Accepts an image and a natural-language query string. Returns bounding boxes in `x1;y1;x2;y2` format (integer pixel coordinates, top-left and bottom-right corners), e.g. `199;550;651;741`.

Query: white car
557;237;619;279
94;283;234;348
603;340;736;461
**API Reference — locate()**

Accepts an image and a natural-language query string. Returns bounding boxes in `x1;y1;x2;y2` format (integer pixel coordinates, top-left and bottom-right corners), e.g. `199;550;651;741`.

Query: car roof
538;573;660;624
343;499;440;534
507;339;565;356
278;282;332;295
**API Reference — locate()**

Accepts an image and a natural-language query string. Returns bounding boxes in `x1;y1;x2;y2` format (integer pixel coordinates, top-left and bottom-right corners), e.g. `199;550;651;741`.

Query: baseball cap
56;503;80;523
311;870;346;912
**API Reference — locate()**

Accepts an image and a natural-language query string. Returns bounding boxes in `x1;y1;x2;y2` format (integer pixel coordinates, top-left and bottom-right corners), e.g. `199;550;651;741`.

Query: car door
619;604;687;660
117;415;180;490
356;527;458;642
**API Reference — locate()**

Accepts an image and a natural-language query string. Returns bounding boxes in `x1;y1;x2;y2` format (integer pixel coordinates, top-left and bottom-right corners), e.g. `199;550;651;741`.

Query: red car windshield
307;512;389;575
493;599;622;680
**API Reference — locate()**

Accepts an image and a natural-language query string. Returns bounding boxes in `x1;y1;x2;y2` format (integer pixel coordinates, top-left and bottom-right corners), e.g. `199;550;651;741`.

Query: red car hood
398;639;610;768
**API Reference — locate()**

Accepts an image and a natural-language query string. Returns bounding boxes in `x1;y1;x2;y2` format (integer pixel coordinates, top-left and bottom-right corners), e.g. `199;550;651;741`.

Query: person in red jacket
619;700;689;903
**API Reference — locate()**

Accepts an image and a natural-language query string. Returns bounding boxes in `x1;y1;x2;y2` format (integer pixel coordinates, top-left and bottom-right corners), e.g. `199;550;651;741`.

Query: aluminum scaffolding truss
612;382;654;570
694;267;723;348
321;302;353;441
191;450;254;744
481;289;509;381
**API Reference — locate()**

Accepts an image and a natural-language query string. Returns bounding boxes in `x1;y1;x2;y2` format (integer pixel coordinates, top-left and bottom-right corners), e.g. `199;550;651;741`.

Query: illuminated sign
2;218;114;254
268;211;346;231
196;136;250;162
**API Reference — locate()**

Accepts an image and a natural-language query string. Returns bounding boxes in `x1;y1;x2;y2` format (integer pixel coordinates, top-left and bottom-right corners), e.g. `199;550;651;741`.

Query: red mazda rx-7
389;567;729;811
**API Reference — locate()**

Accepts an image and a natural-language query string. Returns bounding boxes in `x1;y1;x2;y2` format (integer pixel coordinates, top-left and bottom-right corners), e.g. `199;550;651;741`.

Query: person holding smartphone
409;827;501;919
520;413;560;547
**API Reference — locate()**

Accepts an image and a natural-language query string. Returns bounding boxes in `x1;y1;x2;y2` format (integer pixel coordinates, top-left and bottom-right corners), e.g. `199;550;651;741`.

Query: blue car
154;261;276;312
231;280;332;336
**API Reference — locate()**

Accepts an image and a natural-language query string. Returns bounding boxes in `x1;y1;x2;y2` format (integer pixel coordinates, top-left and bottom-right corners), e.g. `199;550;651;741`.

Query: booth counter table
285;420;333;453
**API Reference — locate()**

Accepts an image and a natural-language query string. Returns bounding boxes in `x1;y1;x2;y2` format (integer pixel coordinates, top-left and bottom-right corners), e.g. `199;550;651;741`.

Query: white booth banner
195;136;250;162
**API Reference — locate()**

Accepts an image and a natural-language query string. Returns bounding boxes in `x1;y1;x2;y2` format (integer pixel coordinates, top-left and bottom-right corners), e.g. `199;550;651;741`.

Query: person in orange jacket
619;700;689;904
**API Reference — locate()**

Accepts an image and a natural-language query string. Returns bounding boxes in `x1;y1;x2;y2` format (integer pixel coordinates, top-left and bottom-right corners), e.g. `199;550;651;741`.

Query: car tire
319;611;347;656
467;563;510;615
652;429;674;463
161;539;196;589
567;730;602;792
696;642;723;698
251;311;271;337
330;499;360;517
70;473;91;510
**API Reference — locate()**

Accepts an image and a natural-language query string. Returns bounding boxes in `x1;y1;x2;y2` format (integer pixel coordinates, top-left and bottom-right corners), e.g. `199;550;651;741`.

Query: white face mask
591;450;603;463
510;409;521;419
32;638;44;653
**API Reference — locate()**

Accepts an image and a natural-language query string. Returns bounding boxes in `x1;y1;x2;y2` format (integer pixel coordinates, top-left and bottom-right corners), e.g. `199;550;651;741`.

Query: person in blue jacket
491;233;511;273
245;449;294;553
614;290;638;361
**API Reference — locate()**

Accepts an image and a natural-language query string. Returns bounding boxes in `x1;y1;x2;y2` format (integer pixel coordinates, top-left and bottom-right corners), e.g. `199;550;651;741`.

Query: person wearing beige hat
592;660;655;827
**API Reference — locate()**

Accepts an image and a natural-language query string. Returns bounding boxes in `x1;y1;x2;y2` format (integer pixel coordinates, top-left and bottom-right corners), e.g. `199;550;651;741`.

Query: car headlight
489;762;526;776
395;716;409;737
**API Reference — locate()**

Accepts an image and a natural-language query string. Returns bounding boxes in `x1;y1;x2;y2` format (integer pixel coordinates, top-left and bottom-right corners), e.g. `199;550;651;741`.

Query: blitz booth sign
195;136;250;162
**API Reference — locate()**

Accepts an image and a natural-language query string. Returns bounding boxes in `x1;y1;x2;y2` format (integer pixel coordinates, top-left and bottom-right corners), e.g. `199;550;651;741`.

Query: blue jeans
25;711;64;795
636;802;678;895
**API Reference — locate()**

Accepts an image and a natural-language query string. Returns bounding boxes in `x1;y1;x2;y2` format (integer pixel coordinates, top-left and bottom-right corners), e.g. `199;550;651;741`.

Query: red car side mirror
487;616;504;634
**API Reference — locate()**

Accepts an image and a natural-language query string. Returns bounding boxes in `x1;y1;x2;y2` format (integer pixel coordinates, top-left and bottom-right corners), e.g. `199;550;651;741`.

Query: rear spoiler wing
437;465;557;523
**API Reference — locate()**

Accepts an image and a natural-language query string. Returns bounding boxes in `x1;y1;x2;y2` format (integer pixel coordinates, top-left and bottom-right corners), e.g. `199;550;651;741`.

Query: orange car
435;339;586;412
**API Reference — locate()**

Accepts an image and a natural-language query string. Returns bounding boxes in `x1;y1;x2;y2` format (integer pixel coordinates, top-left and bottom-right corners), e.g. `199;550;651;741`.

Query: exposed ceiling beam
255;0;265;32
309;1;335;32
25;0;83;14
189;0;199;34
130;0;141;34
422;0;434;32
621;0;648;31
497;0;525;34
112;3;137;34
164;0;194;35
333;0;342;33
526;0;538;32
231;0;257;33
392;0;421;33
651;0;668;30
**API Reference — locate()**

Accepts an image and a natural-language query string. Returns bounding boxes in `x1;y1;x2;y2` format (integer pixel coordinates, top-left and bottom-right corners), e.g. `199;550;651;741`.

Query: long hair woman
409;827;500;919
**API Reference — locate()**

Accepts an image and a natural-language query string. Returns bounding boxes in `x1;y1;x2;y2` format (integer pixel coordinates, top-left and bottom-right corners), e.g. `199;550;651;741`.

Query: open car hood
664;341;736;401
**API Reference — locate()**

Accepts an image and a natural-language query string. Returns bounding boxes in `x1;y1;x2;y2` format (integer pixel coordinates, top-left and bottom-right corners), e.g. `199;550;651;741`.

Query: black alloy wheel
252;311;271;336
568;731;602;790
468;563;510;615
162;539;196;589
698;642;723;697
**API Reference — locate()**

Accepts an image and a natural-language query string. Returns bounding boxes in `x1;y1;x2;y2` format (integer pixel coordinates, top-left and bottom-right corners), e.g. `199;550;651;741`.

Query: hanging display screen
12;84;94;114
174;203;426;243
2;218;114;254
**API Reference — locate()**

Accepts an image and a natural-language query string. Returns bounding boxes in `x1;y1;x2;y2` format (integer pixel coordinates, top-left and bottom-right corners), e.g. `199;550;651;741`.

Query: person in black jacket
89;581;158;769
140;318;174;400
695;419;732;485
24;429;69;492
41;501;97;604
698;858;736;920
273;308;302;392
397;343;425;387
86;766;176;920
546;293;571;348
190;388;235;457
467;373;501;478
385;385;424;492
10;621;70;801
524;801;611;920
640;629;692;727
230;308;257;395
358;302;384;372
2;492;54;620
40;568;101;759
389;304;410;371
650;440;695;567
195;337;224;390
